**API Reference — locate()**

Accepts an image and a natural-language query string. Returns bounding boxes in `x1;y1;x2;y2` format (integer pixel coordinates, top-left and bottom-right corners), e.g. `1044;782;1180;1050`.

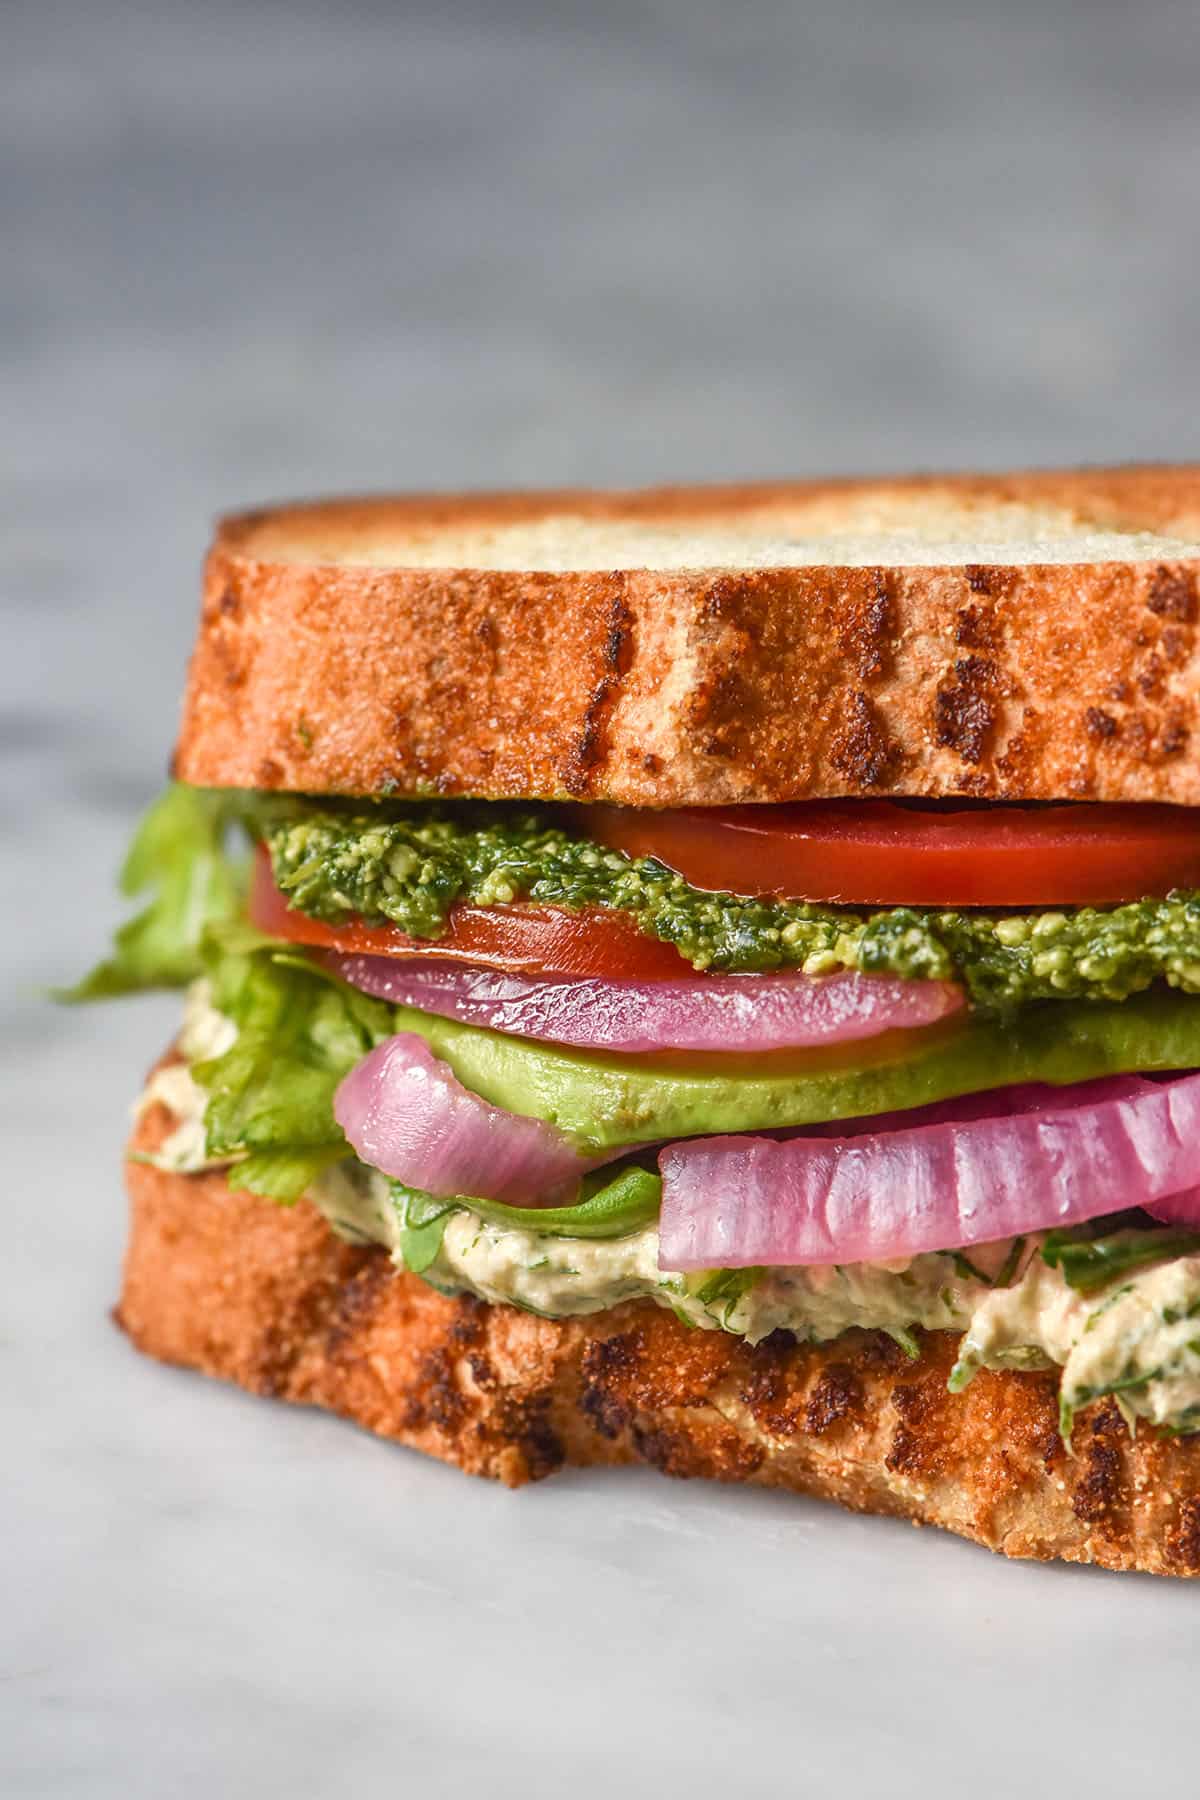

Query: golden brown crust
120;1097;1200;1574
174;467;1200;805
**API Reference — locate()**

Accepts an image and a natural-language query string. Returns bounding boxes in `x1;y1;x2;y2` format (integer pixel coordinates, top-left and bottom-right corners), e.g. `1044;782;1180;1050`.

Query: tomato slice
248;845;689;980
578;800;1200;908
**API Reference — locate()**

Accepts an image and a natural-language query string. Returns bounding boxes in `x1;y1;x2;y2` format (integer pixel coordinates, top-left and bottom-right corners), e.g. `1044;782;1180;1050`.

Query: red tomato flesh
251;795;1200;981
578;801;1200;909
248;845;689;980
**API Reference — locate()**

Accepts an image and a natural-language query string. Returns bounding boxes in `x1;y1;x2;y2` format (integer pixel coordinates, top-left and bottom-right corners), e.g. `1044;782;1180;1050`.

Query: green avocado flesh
141;1027;1200;1438
64;784;1200;1157
390;988;1200;1150
70;781;1200;1442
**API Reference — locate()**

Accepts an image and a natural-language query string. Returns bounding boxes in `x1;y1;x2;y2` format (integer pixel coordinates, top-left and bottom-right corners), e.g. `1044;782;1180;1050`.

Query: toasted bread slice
119;1092;1200;1575
175;467;1200;807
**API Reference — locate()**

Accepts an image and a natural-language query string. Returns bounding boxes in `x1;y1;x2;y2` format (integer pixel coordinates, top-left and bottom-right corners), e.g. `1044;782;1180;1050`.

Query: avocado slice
392;989;1200;1151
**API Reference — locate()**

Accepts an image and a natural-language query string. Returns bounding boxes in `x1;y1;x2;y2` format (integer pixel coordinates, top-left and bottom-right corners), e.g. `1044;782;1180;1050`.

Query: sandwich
71;469;1200;1576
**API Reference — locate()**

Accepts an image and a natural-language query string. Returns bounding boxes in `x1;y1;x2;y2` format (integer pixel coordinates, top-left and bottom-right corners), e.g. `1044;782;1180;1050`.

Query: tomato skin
578;801;1200;908
249;791;1200;976
248;845;689;980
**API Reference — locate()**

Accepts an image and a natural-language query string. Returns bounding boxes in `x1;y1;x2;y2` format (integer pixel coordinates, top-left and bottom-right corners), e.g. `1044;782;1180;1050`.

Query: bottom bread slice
119;1101;1200;1576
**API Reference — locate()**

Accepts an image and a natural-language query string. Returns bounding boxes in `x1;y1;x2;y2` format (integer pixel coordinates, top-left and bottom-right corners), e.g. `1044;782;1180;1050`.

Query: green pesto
257;798;1200;1013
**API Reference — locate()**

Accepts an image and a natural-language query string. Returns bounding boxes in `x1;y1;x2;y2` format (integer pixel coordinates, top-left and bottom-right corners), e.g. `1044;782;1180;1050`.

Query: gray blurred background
10;0;1200;816
7;4;1200;1795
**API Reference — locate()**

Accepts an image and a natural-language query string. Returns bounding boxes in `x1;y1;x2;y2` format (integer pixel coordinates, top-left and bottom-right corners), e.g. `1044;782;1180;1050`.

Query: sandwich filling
76;782;1200;1441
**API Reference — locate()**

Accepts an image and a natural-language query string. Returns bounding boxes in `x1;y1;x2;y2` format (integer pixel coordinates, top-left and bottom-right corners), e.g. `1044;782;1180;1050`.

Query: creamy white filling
959;1253;1200;1429
310;1153;1013;1340
139;982;1200;1432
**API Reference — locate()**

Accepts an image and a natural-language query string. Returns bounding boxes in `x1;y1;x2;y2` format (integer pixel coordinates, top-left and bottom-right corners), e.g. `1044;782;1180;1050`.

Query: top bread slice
174;466;1200;807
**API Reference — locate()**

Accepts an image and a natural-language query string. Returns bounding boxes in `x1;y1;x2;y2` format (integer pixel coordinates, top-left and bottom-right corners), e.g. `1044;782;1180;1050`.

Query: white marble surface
7;2;1200;1793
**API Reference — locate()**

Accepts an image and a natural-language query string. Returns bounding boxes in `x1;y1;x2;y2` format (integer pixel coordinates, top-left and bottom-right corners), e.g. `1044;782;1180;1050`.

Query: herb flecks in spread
72;783;1200;1448
259;798;1200;1011
142;1046;1200;1437
952;1253;1200;1439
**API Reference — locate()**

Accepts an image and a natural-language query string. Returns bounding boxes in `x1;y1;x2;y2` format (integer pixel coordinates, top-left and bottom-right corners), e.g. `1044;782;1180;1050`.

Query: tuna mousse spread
69;472;1200;1575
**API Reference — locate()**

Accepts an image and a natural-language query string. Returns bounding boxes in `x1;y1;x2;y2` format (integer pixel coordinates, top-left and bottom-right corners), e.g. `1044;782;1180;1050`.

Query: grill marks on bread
121;1098;1200;1575
561;587;634;795
177;470;1200;805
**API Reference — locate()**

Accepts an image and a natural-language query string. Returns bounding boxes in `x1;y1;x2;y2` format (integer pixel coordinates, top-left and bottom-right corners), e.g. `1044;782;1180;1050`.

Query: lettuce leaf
1041;1226;1200;1295
193;942;394;1197
60;780;383;1202
229;1145;351;1202
60;783;248;1000
469;1164;663;1238
390;1188;462;1272
388;1164;664;1271
691;1266;763;1315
